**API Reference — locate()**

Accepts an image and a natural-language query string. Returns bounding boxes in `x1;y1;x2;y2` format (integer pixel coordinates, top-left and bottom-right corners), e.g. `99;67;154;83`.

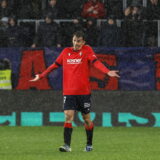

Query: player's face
72;36;85;51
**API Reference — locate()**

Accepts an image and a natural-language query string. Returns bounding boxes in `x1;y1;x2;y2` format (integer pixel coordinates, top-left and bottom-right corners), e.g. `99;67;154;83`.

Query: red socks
64;122;73;146
64;122;72;128
84;122;94;130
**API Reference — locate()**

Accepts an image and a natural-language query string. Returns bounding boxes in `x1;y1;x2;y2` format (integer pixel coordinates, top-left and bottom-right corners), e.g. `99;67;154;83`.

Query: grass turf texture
0;127;160;160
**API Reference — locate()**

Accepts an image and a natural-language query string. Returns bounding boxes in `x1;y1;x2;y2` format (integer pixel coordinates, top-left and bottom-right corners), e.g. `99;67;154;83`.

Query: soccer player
30;31;119;152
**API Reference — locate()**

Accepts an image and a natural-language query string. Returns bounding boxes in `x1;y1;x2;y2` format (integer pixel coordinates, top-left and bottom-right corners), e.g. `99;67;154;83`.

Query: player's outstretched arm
92;60;120;78
107;70;120;78
30;74;40;82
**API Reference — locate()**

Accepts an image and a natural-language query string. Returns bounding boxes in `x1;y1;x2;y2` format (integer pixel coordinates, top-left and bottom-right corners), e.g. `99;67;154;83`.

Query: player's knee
65;113;74;122
84;118;91;125
64;110;75;122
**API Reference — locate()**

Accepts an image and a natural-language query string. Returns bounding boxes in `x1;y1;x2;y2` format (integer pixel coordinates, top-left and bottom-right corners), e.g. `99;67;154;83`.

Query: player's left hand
107;70;120;78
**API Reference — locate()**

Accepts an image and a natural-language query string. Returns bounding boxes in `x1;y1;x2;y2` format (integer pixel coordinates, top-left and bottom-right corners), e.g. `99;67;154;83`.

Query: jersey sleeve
39;49;65;79
87;46;98;62
87;46;110;74
39;63;59;79
93;60;110;74
55;48;64;66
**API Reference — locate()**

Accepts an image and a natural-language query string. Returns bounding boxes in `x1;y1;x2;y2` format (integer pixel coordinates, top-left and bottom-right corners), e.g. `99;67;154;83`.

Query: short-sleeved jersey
40;45;109;95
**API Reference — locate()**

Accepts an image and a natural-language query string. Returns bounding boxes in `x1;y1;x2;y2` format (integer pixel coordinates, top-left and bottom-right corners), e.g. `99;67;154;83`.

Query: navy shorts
63;95;91;114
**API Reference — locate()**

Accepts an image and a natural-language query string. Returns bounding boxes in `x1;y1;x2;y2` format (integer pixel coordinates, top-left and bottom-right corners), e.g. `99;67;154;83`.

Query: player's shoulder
61;47;72;53
83;45;92;49
82;45;93;51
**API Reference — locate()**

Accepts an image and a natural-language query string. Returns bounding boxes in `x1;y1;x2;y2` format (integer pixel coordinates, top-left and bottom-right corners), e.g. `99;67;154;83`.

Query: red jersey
39;45;110;95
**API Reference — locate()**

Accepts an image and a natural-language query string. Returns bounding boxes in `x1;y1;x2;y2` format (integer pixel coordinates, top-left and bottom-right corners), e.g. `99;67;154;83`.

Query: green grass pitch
0;127;160;160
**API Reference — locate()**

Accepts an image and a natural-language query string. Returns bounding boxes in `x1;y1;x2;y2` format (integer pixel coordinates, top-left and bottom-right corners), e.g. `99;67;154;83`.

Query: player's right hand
29;74;40;82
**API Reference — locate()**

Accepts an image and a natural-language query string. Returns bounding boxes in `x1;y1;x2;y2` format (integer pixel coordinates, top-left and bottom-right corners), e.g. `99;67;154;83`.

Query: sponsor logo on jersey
67;59;82;64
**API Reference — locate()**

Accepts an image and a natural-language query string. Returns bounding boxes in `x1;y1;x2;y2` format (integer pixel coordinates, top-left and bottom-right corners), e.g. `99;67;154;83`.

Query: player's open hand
29;74;40;82
107;70;120;78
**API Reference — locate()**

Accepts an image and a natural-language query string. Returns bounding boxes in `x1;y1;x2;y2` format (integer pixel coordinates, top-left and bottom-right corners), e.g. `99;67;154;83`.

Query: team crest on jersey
79;52;82;56
68;53;71;56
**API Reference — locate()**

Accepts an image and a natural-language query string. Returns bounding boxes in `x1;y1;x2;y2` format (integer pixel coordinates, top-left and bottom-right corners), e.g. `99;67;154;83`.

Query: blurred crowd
0;0;160;48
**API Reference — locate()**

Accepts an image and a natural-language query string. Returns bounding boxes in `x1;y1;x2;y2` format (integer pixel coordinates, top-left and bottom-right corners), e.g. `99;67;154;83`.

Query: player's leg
82;113;94;152
64;110;75;146
78;94;93;151
59;110;75;152
59;95;76;152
